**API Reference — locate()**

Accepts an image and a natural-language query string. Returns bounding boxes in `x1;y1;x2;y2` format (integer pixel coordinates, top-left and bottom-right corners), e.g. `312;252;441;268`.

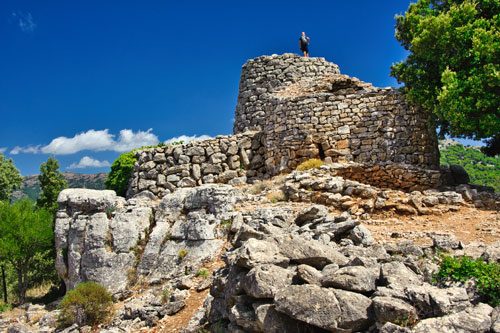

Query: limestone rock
321;265;377;293
412;303;493;333
242;264;294;299
234;238;289;269
372;296;418;325
274;285;341;331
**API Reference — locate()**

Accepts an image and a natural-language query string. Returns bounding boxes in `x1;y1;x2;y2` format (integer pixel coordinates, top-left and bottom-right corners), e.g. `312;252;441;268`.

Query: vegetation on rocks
58;282;114;327
105;151;137;197
392;0;500;155
296;158;324;171
436;255;500;306
440;144;500;192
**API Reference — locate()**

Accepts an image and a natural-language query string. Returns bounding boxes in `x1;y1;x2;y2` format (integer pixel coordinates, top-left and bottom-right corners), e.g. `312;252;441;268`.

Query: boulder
333;289;374;331
295;205;328;226
242;264;294;299
274;285;341;331
273;235;348;269
296;264;323;286
372;296;418;325
405;284;470;317
321;265;377;293
380;262;423;288
234;238;289;269
412;303;493;333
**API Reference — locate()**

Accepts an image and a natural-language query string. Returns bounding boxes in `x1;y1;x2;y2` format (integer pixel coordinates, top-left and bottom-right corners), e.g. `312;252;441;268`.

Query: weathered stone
274;285;341;331
321;265;376;293
234;238;289;269
380;262;423;287
296;264;322;286
372;296;418;325
242;264;294;298
412;303;493;333
295;205;328;226
332;289;374;331
273;235;349;269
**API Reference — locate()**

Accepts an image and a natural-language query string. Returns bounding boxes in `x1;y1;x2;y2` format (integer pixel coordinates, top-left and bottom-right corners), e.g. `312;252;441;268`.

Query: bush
435;256;500;306
178;249;188;260
105;151;137;197
266;190;286;203
58;282;114;327
195;268;209;278
296;158;324;171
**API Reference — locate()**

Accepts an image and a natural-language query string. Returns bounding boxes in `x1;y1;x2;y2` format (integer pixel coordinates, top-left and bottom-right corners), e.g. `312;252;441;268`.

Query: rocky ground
1;167;499;333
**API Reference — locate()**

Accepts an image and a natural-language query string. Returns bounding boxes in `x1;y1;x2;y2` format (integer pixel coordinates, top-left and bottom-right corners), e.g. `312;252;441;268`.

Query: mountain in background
13;172;107;201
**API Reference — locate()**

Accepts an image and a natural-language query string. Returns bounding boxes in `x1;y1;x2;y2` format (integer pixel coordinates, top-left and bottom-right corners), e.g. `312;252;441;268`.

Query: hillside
440;142;499;192
14;172;107;201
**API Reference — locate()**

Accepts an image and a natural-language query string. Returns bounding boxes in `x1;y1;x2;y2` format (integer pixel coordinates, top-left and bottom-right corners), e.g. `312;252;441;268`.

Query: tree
105;151;137;197
0;153;23;201
37;157;68;214
0;200;53;303
391;0;500;155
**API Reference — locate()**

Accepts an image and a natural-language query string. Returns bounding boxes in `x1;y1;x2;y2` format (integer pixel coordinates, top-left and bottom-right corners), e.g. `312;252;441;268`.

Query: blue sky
0;1;481;175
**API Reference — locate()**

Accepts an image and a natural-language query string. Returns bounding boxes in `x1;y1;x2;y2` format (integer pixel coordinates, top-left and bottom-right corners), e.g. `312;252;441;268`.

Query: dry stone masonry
131;54;443;196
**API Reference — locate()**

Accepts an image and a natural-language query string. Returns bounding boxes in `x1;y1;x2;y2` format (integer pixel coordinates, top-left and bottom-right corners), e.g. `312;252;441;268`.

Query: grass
219;219;232;230
195;268;210;278
266;190;286;203
296;158;324;171
435;255;500;306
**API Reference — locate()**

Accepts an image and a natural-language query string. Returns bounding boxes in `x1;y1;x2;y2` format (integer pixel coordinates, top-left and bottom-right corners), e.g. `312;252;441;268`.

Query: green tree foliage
0;200;53;303
436;255;500;306
58;282;114;327
392;0;500;154
37;157;68;214
105;151;137;197
440;144;500;191
0;153;23;201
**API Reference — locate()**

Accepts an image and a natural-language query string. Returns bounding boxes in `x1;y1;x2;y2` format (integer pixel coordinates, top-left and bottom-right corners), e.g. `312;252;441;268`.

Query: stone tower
234;53;439;175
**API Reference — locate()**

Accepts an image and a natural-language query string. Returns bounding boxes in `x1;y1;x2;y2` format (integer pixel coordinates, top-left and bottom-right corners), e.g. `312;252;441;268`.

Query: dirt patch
148;254;226;333
366;206;499;246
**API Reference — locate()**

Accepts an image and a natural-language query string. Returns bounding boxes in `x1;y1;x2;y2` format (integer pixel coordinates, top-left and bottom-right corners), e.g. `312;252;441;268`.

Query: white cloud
11;129;160;155
68;156;111;169
113;129;160;152
0;147;6;154
10;145;41;155
12;11;36;33
41;129;115;155
164;135;212;144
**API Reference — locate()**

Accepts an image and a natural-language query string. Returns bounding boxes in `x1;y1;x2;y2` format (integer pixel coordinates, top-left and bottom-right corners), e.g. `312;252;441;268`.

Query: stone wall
129;54;441;197
128;132;265;198
263;75;439;175
234;53;340;133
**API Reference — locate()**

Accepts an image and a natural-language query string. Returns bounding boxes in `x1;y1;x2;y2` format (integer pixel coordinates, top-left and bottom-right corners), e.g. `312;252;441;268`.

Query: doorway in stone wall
316;143;326;160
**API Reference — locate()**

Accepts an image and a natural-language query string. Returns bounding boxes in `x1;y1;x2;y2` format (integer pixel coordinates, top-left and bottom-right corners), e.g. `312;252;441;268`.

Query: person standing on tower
299;32;311;57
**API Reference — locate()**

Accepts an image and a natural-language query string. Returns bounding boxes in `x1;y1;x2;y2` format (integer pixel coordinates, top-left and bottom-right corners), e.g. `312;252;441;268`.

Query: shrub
161;287;171;304
58;282;114;327
435;256;500;306
266;190;286;203
178;249;188;260
0;302;12;313
105;151;137;197
296;158;324;171
195;268;209;278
